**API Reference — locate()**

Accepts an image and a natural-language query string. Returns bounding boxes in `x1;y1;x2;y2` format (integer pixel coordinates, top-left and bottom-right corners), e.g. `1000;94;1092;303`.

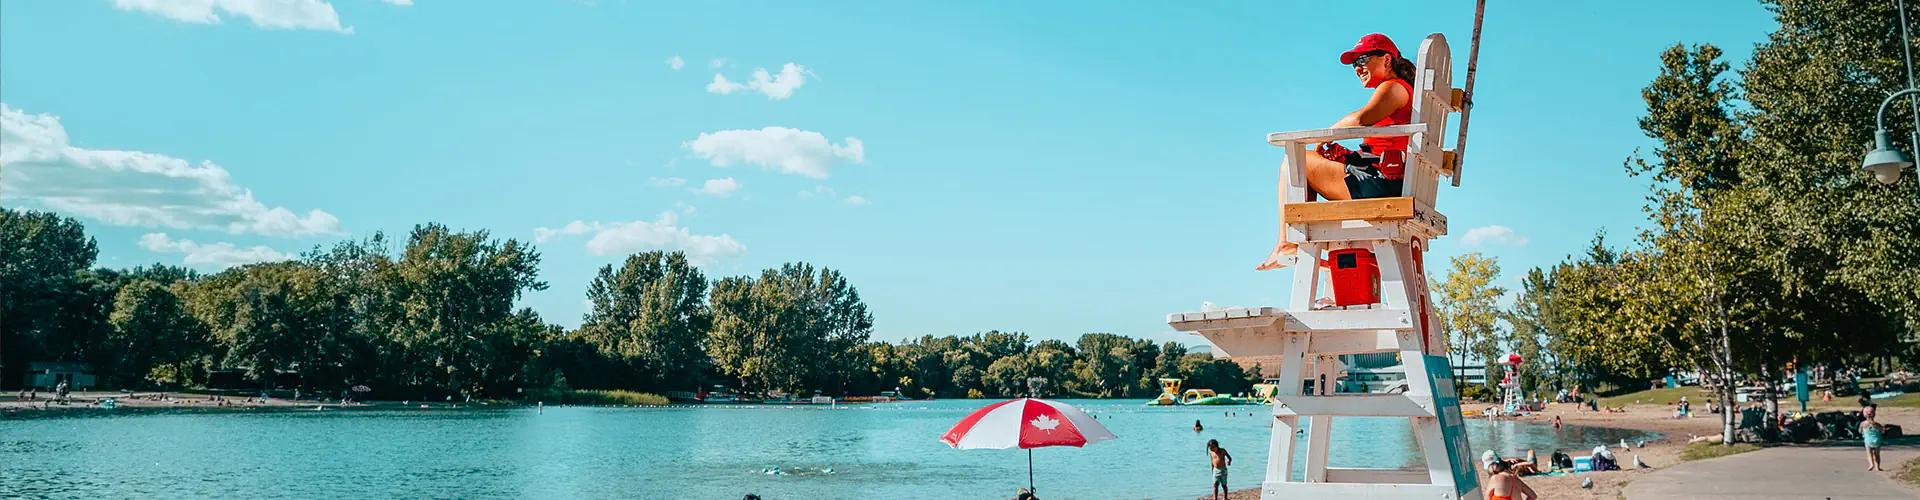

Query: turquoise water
1;400;1656;499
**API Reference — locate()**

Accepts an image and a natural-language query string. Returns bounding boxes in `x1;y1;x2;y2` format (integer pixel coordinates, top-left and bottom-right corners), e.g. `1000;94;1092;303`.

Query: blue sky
0;0;1778;345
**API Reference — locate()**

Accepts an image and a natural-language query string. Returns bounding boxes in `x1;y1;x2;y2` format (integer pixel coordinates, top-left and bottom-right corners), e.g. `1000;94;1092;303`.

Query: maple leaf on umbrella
1030;414;1060;431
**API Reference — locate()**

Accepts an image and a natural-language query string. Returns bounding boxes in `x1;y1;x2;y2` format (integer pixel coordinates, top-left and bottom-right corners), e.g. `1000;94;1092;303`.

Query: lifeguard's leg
1256;153;1353;270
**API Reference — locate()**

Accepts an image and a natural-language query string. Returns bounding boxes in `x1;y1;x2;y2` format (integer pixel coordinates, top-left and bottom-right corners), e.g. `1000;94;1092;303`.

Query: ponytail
1392;56;1417;85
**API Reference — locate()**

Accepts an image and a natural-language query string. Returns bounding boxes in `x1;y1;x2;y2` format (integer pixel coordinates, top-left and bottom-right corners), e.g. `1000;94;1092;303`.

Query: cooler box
1572;456;1593;472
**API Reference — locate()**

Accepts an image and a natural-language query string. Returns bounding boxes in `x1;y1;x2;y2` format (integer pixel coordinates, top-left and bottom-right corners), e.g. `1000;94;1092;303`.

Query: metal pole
1901;0;1920;205
1028;448;1035;494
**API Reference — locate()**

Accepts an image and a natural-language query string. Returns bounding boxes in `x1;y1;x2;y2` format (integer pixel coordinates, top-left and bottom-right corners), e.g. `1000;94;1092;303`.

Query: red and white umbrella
941;398;1118;494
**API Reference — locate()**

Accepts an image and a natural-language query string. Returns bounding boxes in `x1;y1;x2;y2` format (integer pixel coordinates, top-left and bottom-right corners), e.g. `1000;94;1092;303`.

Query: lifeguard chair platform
1167;33;1481;499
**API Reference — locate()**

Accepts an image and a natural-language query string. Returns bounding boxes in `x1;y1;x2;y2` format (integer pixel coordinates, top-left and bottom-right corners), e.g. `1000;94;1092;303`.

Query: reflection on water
1;400;1657;500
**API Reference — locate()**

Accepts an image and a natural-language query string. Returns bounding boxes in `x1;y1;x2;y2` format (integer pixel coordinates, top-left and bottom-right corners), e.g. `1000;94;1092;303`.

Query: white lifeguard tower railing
1166;33;1481;499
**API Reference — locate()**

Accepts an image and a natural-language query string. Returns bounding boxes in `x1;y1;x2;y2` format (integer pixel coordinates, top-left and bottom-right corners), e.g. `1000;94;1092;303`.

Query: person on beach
1480;450;1539;476
1207;439;1233;500
1485;461;1537;500
1256;33;1420;270
1863;404;1885;471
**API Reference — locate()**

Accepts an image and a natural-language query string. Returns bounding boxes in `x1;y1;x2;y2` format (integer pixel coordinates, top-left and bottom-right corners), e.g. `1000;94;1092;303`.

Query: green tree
707;263;873;394
384;224;547;398
580;251;711;391
1;209;101;385
1504;268;1556;395
1436;252;1505;390
106;280;211;386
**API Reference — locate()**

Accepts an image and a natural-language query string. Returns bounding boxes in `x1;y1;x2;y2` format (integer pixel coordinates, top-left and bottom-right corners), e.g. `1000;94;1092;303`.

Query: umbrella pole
1027;448;1035;494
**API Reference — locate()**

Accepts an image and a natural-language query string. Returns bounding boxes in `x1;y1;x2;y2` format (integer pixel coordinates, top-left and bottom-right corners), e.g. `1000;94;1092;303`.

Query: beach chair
1166;34;1480;500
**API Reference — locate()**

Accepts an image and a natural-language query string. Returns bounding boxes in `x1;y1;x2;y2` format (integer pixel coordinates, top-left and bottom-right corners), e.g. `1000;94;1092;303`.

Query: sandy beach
1;391;380;414
1206;401;1920;500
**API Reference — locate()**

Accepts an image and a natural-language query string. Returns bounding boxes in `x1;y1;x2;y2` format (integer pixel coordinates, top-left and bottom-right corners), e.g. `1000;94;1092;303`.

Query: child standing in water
1863;404;1885;471
1207;439;1233;500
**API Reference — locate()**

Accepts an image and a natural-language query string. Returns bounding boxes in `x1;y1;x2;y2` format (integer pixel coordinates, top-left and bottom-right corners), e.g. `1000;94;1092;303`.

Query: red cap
1339;33;1400;65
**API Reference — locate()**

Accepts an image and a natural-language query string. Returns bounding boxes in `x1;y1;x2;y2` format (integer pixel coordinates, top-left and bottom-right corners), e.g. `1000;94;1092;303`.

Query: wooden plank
1170;308;1414;333
1285;309;1415;332
1262;480;1457;498
1305;415;1333;481
1308;329;1421;355
1284;197;1416;224
1267;124;1426;145
1271;394;1437;418
1449;88;1465;110
1325;467;1433;485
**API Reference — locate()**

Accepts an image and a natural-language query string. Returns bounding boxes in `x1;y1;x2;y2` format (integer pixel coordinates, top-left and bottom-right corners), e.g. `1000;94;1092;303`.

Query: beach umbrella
940;398;1118;494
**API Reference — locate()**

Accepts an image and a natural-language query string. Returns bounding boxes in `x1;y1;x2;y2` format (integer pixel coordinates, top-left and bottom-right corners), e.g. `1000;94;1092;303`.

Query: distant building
23;361;97;390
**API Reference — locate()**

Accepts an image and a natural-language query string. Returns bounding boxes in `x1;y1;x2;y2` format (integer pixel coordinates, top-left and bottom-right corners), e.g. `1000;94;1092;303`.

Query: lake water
1;400;1657;499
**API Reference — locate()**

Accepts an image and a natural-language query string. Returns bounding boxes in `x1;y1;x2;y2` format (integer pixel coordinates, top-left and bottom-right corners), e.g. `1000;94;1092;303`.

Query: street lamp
1863;91;1919;184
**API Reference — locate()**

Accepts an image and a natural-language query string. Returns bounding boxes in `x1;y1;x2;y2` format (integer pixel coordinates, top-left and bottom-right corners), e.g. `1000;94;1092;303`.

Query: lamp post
1863;89;1920;184
1861;0;1920;202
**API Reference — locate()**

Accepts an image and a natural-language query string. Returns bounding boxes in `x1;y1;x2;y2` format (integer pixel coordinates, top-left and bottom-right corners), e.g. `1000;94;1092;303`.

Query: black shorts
1342;151;1404;199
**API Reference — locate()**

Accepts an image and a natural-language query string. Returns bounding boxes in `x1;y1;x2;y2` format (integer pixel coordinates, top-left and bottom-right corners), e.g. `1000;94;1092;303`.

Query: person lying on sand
1480;450;1539;475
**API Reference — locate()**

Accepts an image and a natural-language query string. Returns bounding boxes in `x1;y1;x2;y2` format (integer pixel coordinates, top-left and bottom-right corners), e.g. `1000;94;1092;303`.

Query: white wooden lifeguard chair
1166;32;1482;499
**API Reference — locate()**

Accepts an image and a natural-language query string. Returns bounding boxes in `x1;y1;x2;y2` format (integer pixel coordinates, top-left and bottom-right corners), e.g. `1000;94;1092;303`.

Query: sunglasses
1351;51;1391;68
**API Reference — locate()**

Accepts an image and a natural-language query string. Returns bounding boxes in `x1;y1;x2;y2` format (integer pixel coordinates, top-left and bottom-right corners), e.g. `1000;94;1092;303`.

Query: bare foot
1255;242;1298;270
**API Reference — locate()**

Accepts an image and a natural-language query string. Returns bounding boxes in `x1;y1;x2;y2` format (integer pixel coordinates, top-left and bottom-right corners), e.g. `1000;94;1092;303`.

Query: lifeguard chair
1165;31;1482;499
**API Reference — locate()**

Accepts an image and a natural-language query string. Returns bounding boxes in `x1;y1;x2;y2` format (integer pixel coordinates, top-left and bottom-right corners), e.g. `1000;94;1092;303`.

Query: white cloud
798;185;867;205
706;63;811;100
709;58;727;69
798;185;833;199
533;220;592;243
649;176;686;187
666;55;685;71
1460;225;1530;247
112;0;361;33
690;177;741;197
683;127;864;179
138;233;293;269
674;201;697;216
0;104;343;237
535;213;746;265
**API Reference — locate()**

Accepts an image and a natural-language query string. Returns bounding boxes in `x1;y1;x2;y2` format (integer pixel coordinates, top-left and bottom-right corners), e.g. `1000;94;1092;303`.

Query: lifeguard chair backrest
1401;34;1454;209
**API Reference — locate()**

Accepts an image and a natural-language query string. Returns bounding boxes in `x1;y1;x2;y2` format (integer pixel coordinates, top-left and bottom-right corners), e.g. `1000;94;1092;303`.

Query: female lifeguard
1257;33;1417;270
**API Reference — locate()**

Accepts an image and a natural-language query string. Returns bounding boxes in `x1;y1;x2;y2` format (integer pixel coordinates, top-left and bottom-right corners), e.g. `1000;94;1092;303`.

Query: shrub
1459;384;1497;402
529;389;668;406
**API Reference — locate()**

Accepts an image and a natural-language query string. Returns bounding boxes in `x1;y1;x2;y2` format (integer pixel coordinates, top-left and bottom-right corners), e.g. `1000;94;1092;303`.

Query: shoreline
1206;402;1920;500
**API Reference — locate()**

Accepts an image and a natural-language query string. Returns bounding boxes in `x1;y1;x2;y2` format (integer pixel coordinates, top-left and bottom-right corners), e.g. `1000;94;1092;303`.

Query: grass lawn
1807;392;1920;409
1597;387;1920;410
1897;456;1920;488
1597;386;1713;408
1680;441;1762;461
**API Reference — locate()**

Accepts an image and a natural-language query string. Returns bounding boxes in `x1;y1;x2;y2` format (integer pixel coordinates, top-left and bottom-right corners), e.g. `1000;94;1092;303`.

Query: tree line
1431;0;1920;445
1;209;1256;400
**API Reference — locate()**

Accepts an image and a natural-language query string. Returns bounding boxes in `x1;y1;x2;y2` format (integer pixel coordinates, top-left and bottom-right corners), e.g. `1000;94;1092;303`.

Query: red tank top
1361;78;1413;179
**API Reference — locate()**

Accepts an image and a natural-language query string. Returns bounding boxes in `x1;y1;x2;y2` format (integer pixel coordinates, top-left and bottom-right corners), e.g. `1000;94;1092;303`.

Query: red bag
1316;142;1355;163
